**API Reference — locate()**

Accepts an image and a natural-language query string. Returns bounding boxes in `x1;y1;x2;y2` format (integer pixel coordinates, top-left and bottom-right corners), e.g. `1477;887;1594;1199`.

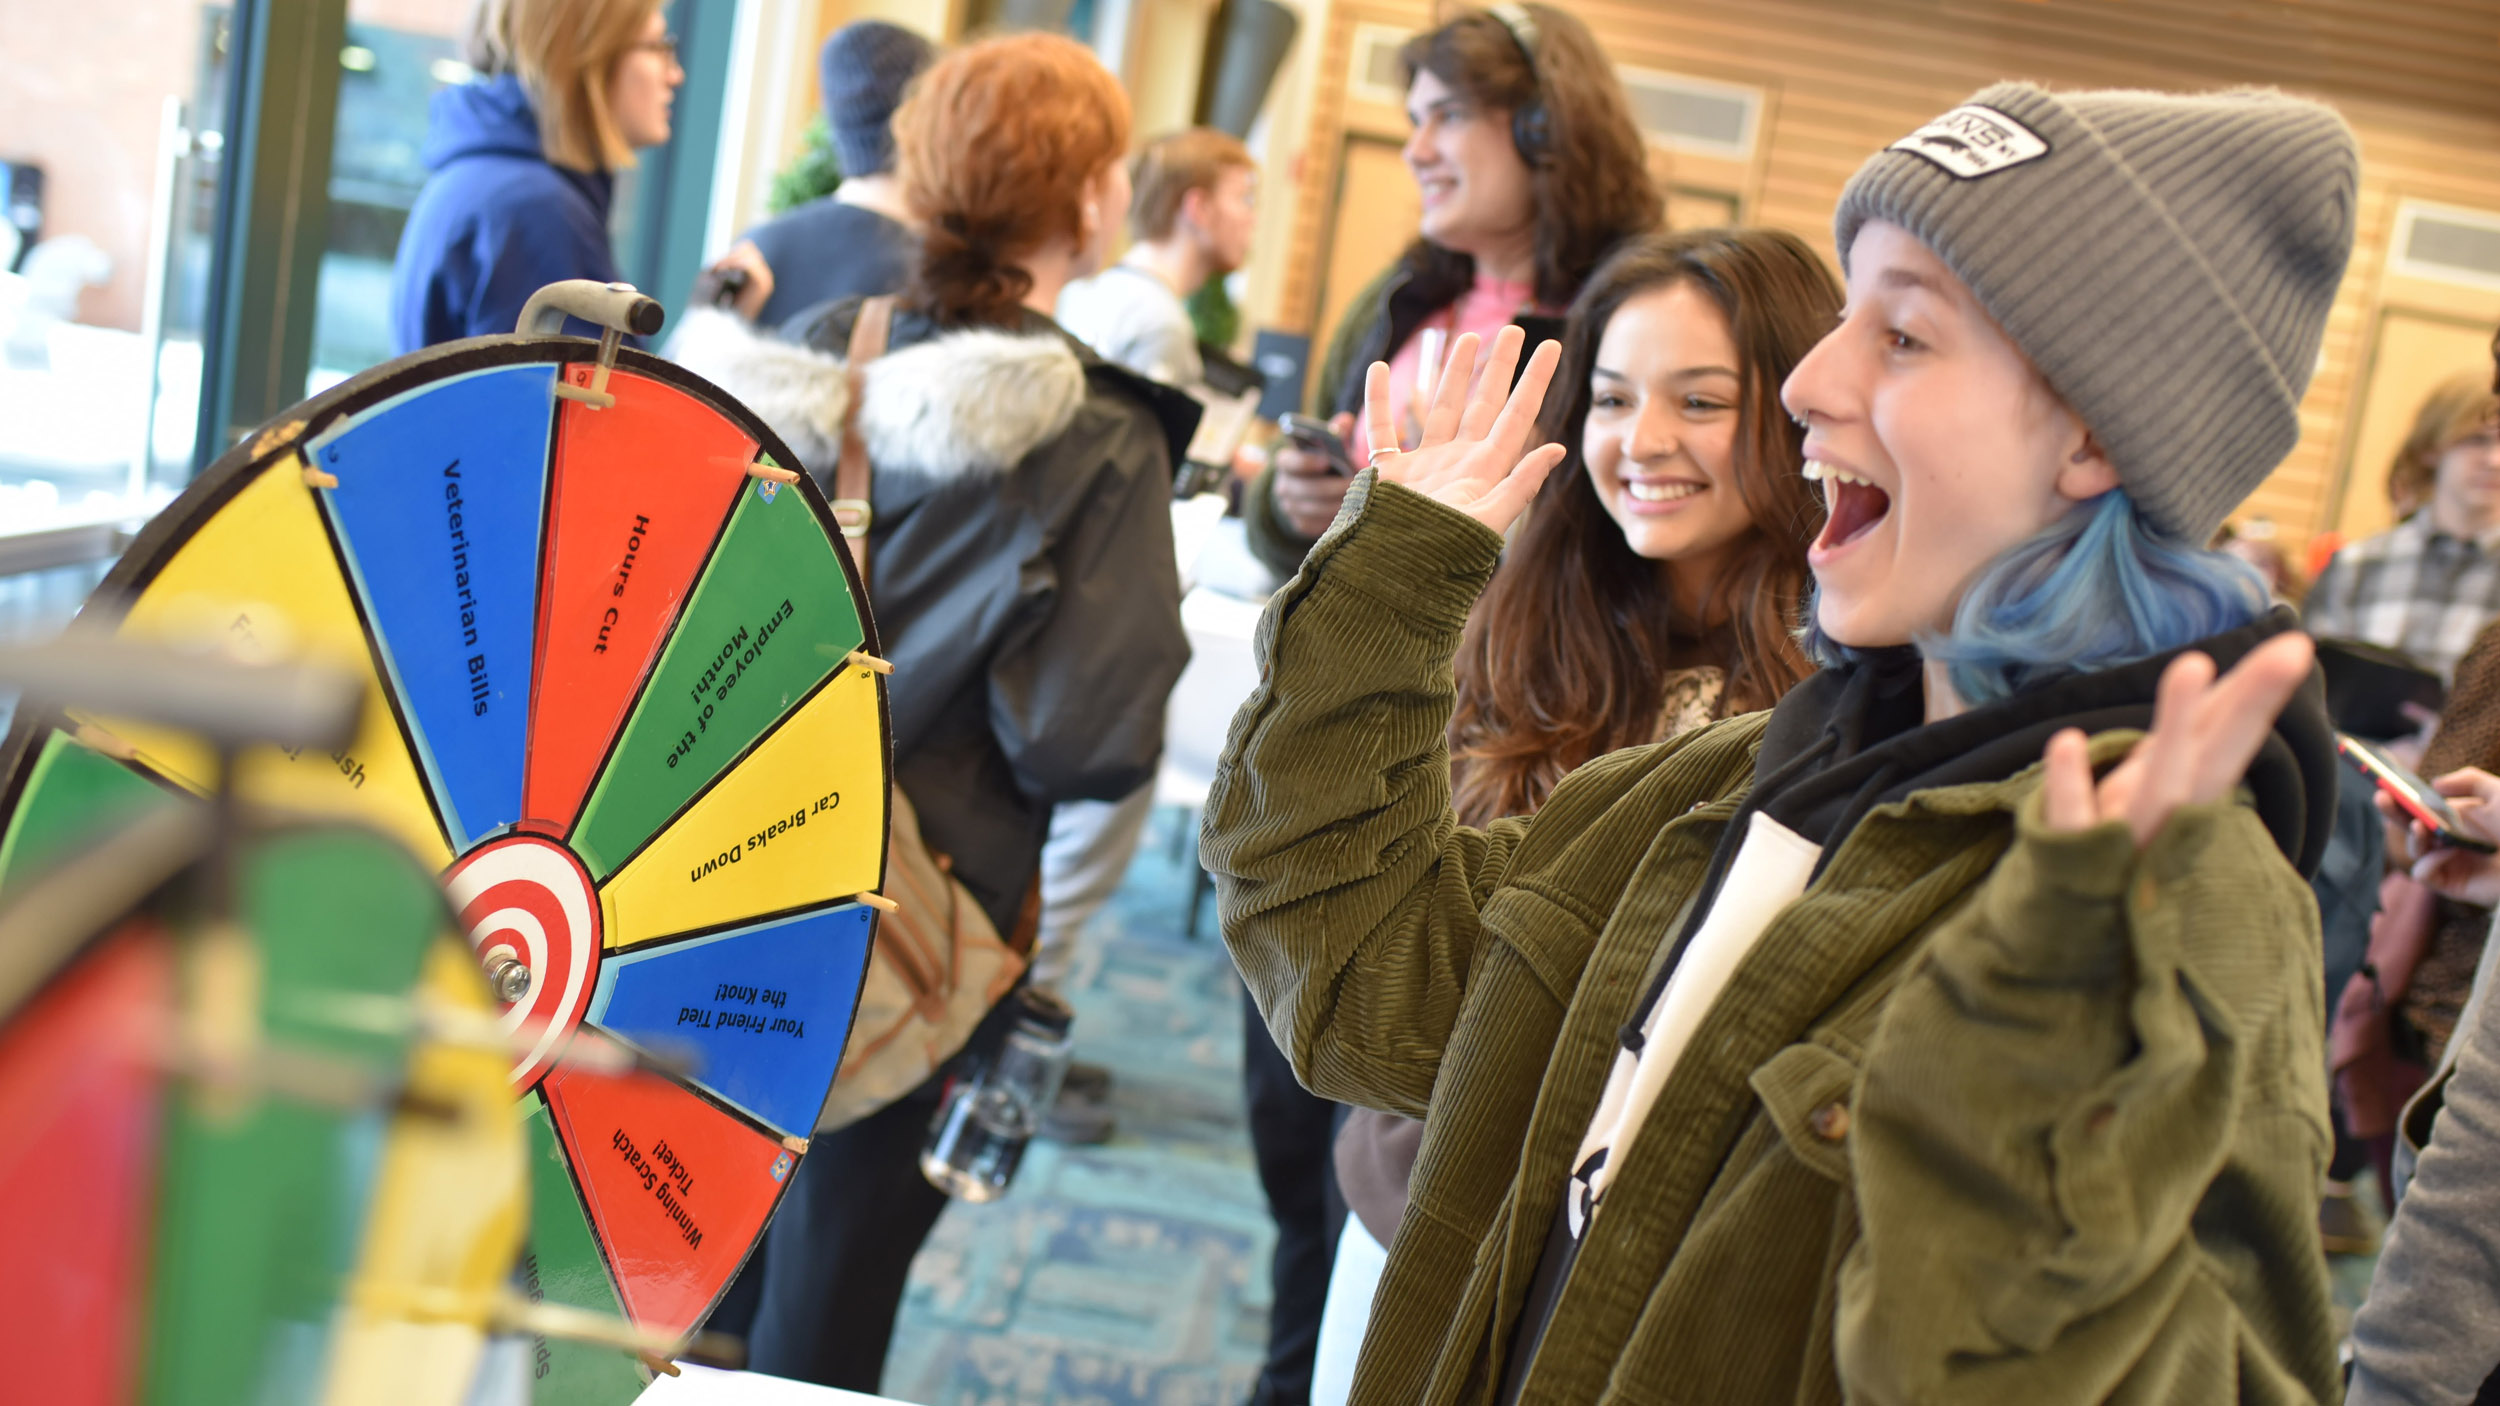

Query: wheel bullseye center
444;834;602;1087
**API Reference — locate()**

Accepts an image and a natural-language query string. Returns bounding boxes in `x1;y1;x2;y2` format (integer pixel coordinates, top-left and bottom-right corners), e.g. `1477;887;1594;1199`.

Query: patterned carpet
881;807;1272;1406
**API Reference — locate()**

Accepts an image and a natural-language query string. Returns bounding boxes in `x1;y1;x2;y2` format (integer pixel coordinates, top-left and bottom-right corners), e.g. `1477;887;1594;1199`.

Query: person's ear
2055;427;2120;501
1178;185;1212;237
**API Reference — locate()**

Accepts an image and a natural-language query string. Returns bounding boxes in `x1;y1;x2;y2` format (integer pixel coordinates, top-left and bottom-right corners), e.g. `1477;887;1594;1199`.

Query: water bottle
919;988;1074;1201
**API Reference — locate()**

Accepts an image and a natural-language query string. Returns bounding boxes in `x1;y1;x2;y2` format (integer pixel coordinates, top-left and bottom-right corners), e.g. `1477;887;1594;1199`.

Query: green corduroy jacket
1204;475;2342;1405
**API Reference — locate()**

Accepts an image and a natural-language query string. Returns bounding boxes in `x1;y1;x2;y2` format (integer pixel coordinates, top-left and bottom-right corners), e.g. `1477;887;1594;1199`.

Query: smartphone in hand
1278;412;1356;477
2340;733;2499;854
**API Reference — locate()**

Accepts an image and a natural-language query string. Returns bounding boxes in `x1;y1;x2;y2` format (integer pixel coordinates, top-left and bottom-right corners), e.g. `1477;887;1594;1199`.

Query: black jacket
673;302;1197;931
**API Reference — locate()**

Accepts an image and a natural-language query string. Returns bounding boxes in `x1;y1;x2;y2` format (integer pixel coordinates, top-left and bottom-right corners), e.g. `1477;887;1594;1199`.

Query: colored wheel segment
322;938;531;1404
599;662;885;949
542;1038;798;1341
588;903;876;1138
0;805;526;1406
570;473;865;879
310;364;556;850
521;1098;653;1404
0;336;889;1404
68;456;453;869
0;729;174;894
141;827;466;1406
528;366;756;835
0;922;169;1406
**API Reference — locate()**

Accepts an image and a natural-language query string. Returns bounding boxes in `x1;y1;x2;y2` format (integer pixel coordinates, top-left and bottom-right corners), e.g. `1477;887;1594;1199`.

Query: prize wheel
0;793;525;1406
0;331;892;1403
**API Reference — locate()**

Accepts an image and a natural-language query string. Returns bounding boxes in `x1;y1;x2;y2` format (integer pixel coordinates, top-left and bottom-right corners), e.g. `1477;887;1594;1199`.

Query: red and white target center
444;834;602;1086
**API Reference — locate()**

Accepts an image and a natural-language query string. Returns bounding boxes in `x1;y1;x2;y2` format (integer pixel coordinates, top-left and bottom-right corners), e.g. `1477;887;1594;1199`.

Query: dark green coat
1205;477;2340;1404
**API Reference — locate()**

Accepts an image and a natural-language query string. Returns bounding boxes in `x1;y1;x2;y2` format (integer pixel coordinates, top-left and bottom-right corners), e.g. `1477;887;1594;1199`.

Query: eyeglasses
631;34;679;63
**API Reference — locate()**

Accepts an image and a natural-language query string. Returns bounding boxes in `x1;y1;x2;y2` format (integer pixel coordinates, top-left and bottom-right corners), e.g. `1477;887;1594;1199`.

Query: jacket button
1809;1102;1850;1142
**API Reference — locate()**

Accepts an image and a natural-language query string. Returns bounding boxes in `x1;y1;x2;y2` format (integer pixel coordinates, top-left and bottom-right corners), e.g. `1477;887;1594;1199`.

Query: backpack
815;295;1033;1132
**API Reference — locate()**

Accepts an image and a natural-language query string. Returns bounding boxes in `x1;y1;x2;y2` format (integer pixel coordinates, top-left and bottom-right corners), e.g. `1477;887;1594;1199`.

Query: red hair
893;33;1132;327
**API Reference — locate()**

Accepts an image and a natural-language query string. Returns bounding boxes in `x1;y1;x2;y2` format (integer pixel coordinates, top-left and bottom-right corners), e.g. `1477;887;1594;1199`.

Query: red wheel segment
540;1038;797;1341
526;365;757;836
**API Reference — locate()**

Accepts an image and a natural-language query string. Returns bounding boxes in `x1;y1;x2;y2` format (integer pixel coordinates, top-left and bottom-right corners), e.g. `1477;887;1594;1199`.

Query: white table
1156;584;1270;813
635;1363;904;1404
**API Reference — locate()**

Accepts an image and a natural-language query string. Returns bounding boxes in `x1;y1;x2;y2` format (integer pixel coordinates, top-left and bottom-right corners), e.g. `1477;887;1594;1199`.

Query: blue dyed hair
1806;489;2269;706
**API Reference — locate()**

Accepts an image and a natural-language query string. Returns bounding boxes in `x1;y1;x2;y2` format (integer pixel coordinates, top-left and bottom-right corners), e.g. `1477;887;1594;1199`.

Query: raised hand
1360;325;1568;536
2039;632;2316;848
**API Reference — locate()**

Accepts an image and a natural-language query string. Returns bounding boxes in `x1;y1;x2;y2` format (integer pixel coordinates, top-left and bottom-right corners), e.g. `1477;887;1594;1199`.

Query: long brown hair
1395;5;1661;311
892;33;1131;327
1449;228;1839;825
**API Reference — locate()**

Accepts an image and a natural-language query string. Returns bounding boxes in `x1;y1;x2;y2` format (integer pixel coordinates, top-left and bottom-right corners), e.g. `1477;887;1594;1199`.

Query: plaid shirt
2305;511;2500;682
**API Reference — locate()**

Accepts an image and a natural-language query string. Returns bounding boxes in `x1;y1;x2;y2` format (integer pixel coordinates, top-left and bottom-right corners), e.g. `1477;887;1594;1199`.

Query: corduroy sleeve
1834;781;2339;1405
1201;472;1529;1114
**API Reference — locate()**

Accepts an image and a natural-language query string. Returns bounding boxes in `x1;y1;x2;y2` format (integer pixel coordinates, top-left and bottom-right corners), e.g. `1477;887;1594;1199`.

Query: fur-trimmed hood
670;304;1090;481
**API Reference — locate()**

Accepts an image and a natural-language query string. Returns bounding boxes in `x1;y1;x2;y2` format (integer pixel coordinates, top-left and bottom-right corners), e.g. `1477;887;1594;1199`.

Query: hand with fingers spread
2384;767;2500;906
2039;632;2317;848
1360;325;1570;536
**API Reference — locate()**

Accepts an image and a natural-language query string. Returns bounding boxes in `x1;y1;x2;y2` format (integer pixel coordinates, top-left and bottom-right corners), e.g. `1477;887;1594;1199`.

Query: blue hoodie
389;74;623;353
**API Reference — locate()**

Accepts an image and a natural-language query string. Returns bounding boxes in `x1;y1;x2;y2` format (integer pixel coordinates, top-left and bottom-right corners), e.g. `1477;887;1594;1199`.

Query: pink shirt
1347;272;1540;463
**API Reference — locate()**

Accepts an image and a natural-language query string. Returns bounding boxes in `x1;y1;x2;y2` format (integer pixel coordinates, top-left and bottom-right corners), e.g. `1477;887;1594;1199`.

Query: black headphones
1487;3;1550;165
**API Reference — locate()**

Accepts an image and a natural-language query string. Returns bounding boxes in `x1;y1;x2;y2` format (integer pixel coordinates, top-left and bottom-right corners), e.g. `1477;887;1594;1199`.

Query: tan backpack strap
833;295;896;583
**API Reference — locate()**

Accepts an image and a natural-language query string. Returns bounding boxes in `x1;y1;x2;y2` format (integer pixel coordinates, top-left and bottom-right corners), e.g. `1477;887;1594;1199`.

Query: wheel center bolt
481;945;533;1004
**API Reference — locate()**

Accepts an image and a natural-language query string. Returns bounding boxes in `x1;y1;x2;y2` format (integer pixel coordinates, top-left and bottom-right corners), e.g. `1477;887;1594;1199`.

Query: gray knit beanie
1834;83;2358;544
820;21;936;179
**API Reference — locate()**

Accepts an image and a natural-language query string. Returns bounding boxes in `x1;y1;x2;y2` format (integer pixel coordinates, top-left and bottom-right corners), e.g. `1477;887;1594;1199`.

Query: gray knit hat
1834;83;2358;544
820;21;936;178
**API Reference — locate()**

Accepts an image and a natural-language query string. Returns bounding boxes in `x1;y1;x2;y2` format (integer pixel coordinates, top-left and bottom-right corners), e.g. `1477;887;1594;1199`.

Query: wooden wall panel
1274;0;2500;552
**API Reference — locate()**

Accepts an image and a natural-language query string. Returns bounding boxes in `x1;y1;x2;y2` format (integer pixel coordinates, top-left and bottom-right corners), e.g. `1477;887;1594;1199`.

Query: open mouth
1802;459;1891;551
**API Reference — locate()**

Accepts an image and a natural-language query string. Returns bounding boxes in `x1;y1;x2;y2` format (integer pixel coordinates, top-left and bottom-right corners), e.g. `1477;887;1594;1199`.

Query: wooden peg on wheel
521;280;664;410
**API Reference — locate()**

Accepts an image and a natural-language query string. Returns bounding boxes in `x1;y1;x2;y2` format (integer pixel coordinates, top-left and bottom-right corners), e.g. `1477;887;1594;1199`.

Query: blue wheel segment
585;903;875;1138
309;364;557;850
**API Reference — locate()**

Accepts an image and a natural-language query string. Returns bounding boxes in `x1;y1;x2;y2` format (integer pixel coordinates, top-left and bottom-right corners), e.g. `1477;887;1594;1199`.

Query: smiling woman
1243;3;1660;574
1312;231;1836;1401
1450;227;1838;824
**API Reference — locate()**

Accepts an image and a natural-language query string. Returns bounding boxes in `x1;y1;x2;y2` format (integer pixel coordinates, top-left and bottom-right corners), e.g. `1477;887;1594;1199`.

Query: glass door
0;3;234;579
307;0;479;393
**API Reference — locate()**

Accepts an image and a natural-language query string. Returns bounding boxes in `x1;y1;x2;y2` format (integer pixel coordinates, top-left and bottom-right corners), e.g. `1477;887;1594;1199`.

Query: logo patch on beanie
1888;105;2049;179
